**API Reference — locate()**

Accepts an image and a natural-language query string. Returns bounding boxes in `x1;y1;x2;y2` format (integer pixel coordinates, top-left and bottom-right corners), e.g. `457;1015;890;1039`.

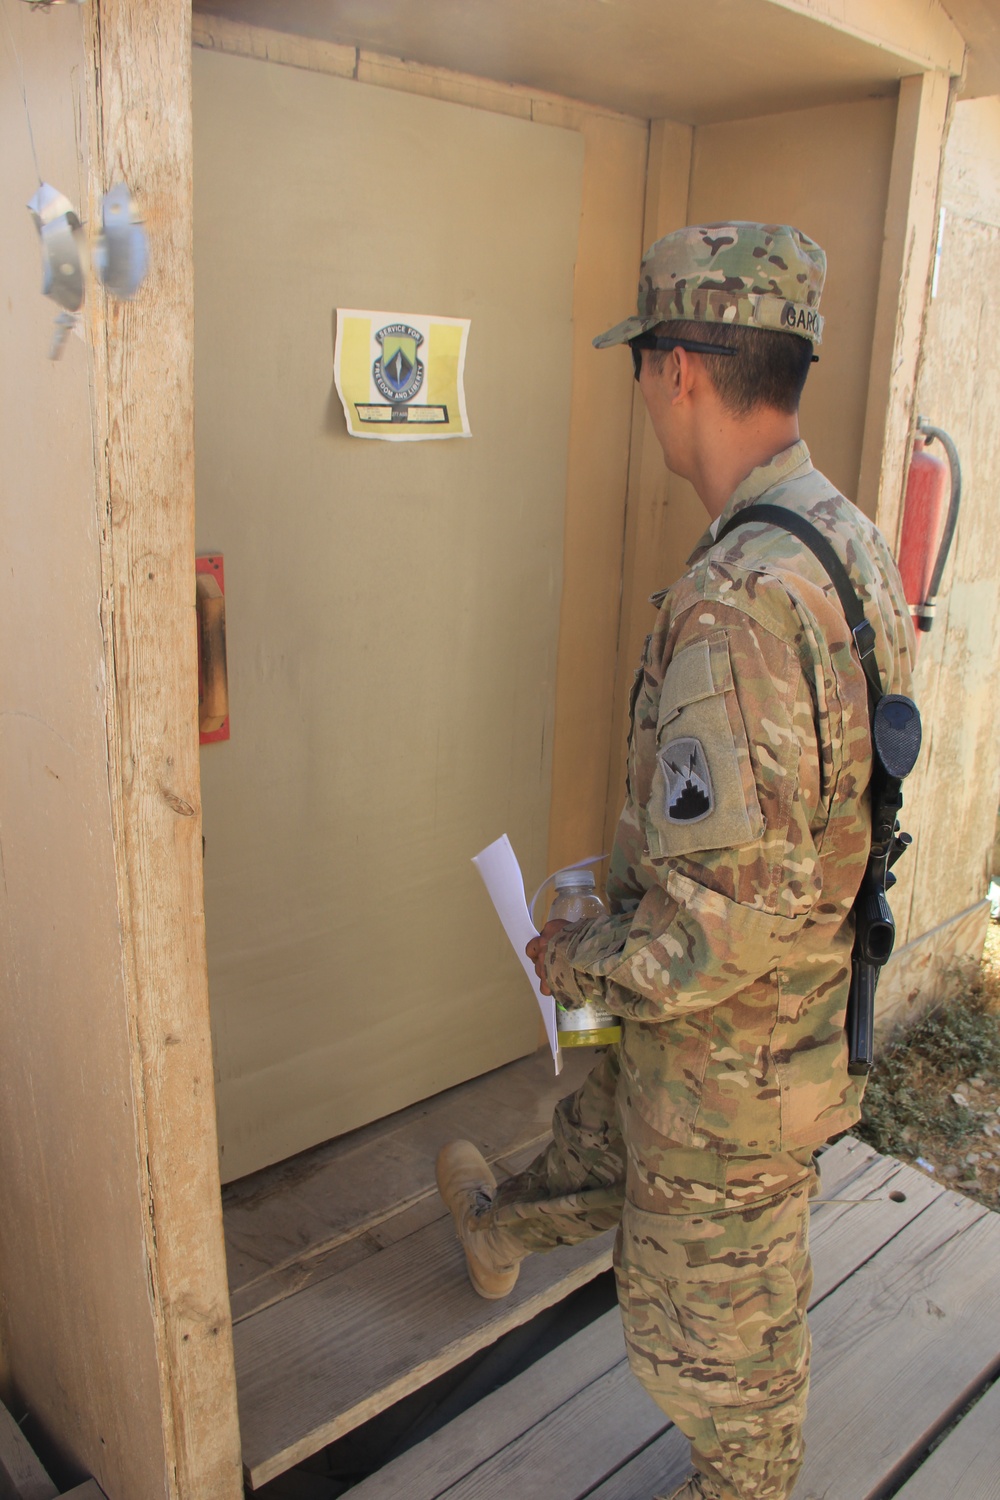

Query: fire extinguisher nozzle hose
916;416;962;610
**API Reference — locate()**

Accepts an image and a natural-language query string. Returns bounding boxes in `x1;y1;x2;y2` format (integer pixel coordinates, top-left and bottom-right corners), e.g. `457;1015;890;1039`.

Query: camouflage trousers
489;1048;818;1500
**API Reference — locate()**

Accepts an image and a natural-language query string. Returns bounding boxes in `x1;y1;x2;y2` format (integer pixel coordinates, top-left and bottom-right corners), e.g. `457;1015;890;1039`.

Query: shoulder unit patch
660;737;714;823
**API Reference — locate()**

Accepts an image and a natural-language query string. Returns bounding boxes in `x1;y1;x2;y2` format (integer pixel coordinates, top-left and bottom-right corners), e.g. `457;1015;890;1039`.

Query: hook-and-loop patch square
648;635;764;858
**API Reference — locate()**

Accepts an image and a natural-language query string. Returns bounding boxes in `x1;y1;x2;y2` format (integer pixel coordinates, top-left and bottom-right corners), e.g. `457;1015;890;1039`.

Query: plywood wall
0;2;241;1495
191;11;651;922
886;97;1000;976
688;96;899;507
605;95;898;847
858;70;953;539
194;46;595;1179
541;106;650;873
0;3;170;1493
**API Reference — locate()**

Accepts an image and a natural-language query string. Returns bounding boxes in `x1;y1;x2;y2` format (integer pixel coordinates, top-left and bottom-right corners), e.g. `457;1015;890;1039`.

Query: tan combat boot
655;1479;714;1500
436;1140;524;1299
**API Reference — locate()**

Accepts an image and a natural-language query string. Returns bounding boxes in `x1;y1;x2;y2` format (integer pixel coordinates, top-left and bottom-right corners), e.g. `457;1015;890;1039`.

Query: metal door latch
93;183;149;299
27;181;149;357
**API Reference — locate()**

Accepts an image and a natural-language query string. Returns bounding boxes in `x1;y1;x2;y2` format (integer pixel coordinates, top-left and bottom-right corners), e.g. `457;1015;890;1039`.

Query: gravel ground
852;922;1000;1210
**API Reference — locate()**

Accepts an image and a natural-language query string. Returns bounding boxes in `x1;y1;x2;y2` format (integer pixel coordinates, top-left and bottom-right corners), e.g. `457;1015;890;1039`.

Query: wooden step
236;1205;614;1486
226;1048;604;1487
348;1142;1000;1500
892;1376;1000;1500
224;1047;595;1321
0;1397;58;1500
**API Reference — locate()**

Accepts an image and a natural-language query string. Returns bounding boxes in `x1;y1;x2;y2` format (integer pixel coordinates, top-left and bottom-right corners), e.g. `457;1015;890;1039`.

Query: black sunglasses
629;331;819;380
629;333;738;381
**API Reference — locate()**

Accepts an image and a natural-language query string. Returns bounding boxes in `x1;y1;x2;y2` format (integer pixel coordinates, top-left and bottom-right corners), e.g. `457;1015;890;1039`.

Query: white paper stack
472;834;561;1073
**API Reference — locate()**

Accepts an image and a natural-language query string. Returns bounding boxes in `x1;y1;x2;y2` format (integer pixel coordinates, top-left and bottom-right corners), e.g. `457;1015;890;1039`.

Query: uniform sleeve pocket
648;636;764;858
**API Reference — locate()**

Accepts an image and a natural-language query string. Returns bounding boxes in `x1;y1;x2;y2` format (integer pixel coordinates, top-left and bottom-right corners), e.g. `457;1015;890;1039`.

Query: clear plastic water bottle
548;869;622;1049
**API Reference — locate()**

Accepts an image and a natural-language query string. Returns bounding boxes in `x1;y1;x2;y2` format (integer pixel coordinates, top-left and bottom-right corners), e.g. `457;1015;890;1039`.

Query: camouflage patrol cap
593;221;826;349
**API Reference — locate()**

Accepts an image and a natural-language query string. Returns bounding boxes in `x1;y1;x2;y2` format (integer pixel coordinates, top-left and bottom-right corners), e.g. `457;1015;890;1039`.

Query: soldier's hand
525;919;570;995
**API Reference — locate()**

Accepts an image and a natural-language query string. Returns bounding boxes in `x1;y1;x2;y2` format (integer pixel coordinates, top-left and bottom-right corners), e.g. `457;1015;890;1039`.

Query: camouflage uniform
482;226;915;1500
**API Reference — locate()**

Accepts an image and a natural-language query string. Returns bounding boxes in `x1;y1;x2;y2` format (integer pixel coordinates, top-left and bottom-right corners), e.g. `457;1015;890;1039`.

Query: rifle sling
715;502;884;711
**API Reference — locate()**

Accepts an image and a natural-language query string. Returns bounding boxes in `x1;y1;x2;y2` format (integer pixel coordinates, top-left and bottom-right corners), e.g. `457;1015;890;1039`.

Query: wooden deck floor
348;1139;1000;1500
224;1049;604;1488
224;1053;1000;1496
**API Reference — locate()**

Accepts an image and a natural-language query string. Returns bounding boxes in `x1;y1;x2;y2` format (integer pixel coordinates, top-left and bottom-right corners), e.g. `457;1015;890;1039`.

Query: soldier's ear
670;345;695;404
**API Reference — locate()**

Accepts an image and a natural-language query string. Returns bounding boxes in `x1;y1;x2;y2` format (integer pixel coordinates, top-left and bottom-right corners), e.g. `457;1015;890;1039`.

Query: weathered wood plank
228;1233;378;1325
83;2;243;1496
583;1426;691;1500
223;1049;591;1297
232;1190;472;1323
474;1185;993;1500
812;1134;880;1195
59;1485;108;1500
349;1311;628;1500
808;1152;944;1301
858;68;953;536
192;11;642;126
892;1375;1000;1499
191;11;357;77
0;1400;57;1500
237;1136;939;1487
582;1154;955;1500
337;1142;936;1500
236;1215;615;1487
799;1193;1000;1497
439;1358;665;1500
887;164;1000;957
357;48;532;119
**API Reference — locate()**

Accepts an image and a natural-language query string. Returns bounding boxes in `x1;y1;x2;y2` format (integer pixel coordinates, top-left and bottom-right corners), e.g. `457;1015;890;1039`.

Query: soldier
437;223;915;1500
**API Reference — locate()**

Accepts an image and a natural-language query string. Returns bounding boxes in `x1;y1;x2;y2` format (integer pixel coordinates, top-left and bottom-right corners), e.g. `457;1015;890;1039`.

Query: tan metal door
193;47;583;1180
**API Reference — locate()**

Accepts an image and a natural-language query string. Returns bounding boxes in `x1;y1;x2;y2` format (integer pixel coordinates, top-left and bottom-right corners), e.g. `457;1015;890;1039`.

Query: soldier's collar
687;440;813;562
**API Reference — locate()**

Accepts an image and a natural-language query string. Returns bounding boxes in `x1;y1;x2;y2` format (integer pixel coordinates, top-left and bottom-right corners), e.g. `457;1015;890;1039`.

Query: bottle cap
553;867;596;892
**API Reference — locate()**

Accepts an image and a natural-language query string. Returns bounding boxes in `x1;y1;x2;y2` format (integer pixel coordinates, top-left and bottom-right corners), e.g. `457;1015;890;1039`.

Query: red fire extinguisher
896;416;961;643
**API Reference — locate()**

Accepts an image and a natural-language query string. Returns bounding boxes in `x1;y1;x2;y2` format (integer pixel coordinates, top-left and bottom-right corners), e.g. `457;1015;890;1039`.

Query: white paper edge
472;834;561;1074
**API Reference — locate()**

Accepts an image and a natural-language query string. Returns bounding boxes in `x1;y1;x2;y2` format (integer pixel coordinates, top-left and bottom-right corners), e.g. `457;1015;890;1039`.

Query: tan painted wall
0;3;169;1493
194;46;589;1179
886;97;1000;983
605;96;898;845
541;105;649;874
0;2;242;1496
189;16;650;919
689;97;899;506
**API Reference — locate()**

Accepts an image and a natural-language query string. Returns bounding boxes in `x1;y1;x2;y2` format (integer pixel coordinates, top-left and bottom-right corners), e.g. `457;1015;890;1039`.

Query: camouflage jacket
544;441;915;1153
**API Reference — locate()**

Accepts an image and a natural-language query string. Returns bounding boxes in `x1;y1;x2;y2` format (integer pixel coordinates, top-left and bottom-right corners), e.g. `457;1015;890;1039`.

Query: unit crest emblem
373;323;425;404
661;738;714;823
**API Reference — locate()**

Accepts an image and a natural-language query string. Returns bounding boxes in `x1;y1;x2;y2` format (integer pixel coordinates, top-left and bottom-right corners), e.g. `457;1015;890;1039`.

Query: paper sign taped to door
472;834;561;1074
334;309;471;440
